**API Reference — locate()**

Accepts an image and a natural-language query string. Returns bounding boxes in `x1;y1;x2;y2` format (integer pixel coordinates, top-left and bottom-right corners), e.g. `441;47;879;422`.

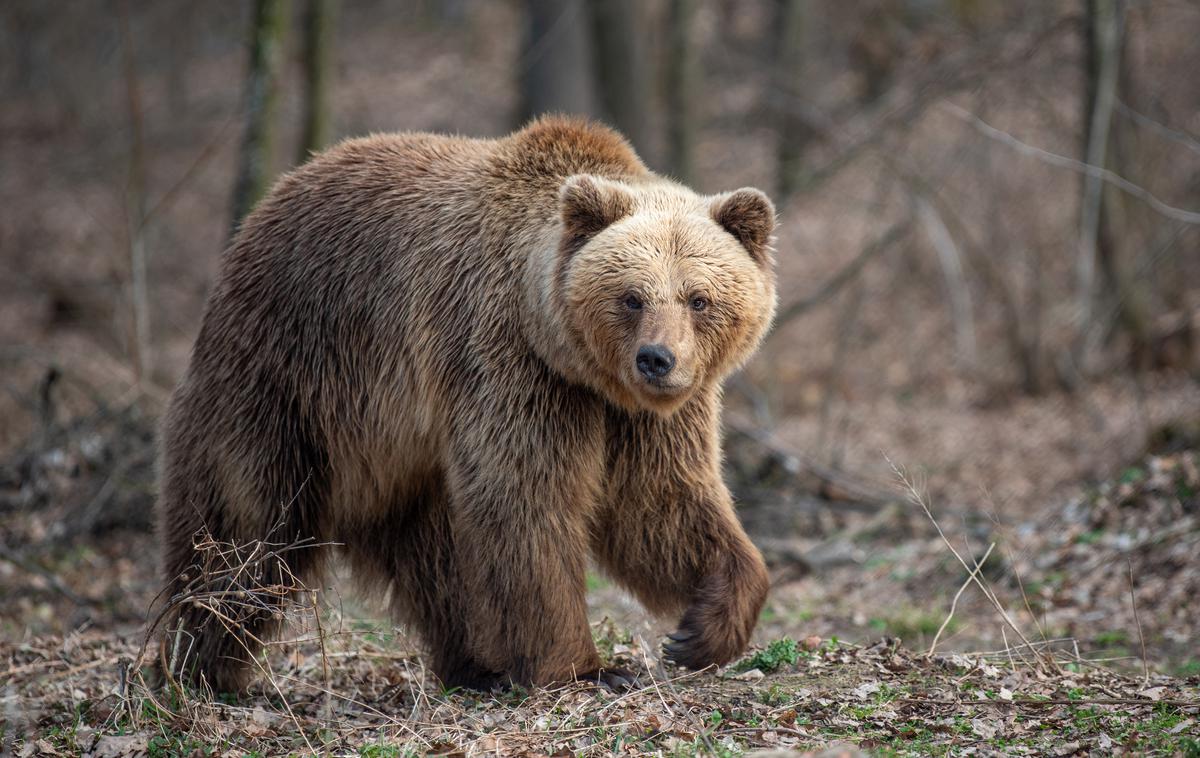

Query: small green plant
1093;629;1130;648
1120;466;1145;484
735;637;800;673
147;732;211;758
359;744;421;758
1175;659;1200;677
757;683;789;705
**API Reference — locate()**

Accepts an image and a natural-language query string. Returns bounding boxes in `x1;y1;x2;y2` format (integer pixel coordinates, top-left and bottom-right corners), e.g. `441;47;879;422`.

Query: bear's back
180;118;648;436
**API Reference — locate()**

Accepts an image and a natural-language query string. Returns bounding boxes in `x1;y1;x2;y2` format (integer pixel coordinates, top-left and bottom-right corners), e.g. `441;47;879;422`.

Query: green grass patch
734;637;802;673
359;744;421;758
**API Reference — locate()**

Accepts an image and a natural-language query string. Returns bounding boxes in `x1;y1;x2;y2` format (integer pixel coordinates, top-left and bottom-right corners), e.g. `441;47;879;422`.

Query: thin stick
1128;559;1150;684
1001;627;1018;671
1005;543;1050;647
929;542;994;657
309;589;333;719
886;455;1050;672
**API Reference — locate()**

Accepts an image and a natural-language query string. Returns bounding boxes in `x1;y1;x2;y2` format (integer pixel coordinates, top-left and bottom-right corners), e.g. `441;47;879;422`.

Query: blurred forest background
2;0;1199;678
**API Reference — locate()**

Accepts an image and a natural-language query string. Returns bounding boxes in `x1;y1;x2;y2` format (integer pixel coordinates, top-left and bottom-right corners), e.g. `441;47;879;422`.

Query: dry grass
4;619;1198;756
6;470;1200;756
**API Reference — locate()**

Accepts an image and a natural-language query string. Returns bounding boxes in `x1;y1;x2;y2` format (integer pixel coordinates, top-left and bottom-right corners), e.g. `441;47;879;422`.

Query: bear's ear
710;188;776;266
559;175;634;255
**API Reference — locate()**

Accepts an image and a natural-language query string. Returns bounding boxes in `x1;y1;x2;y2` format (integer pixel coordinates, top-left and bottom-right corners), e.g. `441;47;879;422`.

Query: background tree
588;0;651;155
772;0;814;200
519;0;599;122
1077;0;1123;360
297;0;336;164
230;0;289;239
665;0;699;185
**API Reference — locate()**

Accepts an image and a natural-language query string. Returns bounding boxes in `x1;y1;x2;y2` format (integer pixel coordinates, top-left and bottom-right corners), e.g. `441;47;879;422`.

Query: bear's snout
636;344;676;380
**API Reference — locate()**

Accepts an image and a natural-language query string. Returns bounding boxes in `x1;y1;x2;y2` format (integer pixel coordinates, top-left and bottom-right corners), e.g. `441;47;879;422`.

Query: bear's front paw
662;622;736;671
663;557;766;670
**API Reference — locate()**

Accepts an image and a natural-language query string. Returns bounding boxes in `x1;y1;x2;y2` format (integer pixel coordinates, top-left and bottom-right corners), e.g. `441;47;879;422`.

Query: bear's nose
636;344;676;380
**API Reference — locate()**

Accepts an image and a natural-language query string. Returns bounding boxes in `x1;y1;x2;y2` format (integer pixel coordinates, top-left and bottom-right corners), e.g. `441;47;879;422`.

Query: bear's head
555;175;777;415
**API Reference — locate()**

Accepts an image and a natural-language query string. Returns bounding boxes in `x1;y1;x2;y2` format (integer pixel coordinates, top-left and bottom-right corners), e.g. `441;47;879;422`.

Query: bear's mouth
642;376;686;393
630;374;693;406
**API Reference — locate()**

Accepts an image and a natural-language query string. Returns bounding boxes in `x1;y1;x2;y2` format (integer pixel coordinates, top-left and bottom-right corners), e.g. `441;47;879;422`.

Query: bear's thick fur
156;117;776;692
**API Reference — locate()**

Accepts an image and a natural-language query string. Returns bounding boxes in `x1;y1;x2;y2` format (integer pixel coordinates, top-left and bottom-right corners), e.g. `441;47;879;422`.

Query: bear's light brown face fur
558;176;777;414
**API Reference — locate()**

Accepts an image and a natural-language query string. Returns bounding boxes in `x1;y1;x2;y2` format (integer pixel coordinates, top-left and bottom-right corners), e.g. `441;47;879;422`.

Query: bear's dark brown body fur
157;117;775;692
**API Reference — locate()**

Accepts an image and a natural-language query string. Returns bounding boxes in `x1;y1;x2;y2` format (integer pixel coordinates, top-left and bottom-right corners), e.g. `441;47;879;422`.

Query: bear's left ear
559;175;634;255
710;188;776;267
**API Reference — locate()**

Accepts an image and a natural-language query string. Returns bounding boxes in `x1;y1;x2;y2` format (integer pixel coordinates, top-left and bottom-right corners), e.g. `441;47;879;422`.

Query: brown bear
155;116;776;693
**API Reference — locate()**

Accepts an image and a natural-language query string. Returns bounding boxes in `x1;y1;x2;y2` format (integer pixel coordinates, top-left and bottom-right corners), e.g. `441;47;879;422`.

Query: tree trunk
230;0;288;240
917;196;978;374
297;0;335;164
119;0;151;383
1076;0;1121;361
665;0;699;185
519;0;599;123
773;0;814;201
588;0;650;154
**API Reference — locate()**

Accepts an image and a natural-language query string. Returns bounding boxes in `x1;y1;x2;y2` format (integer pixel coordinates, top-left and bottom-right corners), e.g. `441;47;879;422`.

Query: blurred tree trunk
297;0;336;163
1076;0;1120;354
665;0;699;184
166;4;198;116
588;0;650;153
849;9;896;104
231;0;289;240
519;0;599;122
118;0;151;383
773;0;814;201
1079;0;1149;366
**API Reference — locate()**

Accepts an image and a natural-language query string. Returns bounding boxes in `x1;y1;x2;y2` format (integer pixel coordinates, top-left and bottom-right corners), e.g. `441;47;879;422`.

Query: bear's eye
689;296;709;312
623;294;643;311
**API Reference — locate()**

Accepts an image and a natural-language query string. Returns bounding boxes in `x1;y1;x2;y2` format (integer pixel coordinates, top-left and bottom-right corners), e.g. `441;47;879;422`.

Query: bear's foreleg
596;395;769;670
445;364;613;686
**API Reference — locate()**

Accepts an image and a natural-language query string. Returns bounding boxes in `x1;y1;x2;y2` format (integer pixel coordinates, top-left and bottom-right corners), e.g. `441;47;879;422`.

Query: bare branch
942;102;1200;225
769;219;913;335
917;196;977;372
1116;98;1200;156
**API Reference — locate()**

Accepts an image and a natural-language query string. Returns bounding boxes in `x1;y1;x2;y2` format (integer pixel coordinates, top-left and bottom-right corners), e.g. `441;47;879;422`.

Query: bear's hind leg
344;478;502;691
158;483;329;693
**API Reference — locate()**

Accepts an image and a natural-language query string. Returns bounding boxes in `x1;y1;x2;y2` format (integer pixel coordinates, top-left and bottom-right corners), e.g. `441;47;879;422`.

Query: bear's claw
585;667;639;691
662;624;724;671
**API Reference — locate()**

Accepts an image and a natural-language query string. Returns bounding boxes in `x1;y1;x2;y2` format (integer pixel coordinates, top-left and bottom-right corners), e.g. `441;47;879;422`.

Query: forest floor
3;621;1198;757
2;405;1199;756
